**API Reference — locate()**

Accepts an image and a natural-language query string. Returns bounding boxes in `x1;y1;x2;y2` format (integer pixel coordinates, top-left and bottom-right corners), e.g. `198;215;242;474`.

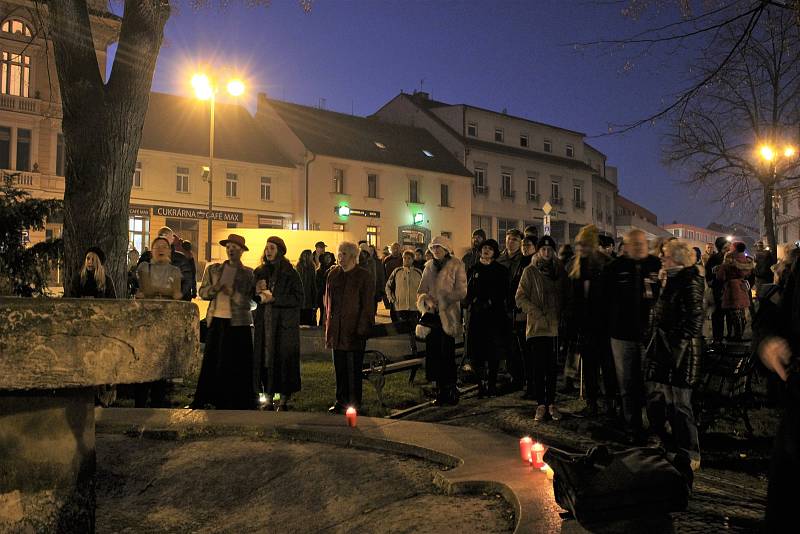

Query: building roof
140;92;295;168
266;99;473;177
616;195;657;224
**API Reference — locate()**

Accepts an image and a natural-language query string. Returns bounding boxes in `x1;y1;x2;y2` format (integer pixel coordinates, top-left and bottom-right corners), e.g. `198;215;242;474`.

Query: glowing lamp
346;406;357;427
413;212;424;225
337;205;351;217
785;146;796;158
519;436;533;463
227;79;245;97
191;73;213;100
531;442;545;469
759;145;775;162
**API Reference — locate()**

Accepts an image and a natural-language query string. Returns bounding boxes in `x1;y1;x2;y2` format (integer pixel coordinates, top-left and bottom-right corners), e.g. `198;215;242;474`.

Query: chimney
413;91;430;102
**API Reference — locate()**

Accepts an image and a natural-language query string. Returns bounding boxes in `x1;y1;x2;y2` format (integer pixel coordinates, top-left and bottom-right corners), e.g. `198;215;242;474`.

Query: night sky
118;0;741;228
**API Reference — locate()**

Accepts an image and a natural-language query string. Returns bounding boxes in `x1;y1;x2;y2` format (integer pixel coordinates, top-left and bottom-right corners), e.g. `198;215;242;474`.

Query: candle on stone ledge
346;406;357;428
519;436;533;463
532;442;545;469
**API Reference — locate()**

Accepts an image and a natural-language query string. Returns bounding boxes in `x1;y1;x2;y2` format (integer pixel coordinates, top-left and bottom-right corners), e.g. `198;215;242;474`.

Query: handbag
415;312;441;340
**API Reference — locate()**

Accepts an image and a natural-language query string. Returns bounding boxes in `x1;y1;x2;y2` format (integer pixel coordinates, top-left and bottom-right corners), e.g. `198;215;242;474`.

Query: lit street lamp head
227;79;245;97
784;146;796;158
191;73;213;100
759;145;775;162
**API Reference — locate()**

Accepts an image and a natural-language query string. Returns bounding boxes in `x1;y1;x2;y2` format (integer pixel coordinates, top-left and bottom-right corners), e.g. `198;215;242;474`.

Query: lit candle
531;442;545;469
519;436;533;463
346;406;357;427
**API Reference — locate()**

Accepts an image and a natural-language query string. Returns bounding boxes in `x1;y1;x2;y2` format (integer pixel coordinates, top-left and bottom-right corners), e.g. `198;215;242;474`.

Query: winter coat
417;256;468;338
565;251;611;340
383;254;403;281
461;248;481;274
717;255;754;310
136;261;182;300
645;265;704;387
69;272;117;299
516;256;568;338
198;261;255;327
295;263;317;310
496;249;530;314
253;258;303;394
386;266;423;312
602;254;662;341
465;260;508;327
324;265;375;351
171;249;195;301
754;250;777;284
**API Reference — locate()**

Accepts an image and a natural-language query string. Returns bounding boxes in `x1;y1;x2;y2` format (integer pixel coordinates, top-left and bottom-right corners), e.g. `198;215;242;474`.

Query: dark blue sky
131;0;735;227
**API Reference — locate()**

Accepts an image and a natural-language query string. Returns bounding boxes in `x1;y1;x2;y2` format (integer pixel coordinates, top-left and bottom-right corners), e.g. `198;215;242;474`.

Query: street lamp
191;72;245;261
757;141;798;251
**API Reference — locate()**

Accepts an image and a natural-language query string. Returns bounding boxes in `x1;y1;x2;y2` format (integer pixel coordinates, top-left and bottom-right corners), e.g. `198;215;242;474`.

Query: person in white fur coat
417;236;468;405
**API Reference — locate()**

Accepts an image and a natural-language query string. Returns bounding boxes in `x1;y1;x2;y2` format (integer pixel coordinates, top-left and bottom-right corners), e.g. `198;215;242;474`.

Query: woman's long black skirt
193;318;256;409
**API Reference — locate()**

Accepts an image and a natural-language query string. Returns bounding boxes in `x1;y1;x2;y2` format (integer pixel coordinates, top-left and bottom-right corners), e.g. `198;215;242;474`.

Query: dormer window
1;19;32;37
374;141;386;150
422;149;434;158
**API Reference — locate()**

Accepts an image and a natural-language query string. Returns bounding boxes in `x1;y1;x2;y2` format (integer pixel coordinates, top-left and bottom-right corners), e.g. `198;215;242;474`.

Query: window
566;144;575;158
0;126;10;169
440;183;450;207
225;172;238;197
1;19;32;37
551;181;561;203
473;167;487;191
56;133;64;176
176;166;189;193
472;214;492;238
573;185;584;208
1;52;30;97
128;216;150;255
367;225;379;248
783;195;789;215
497;217;517;244
132;161;142;188
501;171;513;198
165;219;198;253
520;134;529;148
467;121;478;137
783;225;788;243
409;178;420;203
543;139;552;153
367;173;378;198
527;176;538;201
494;128;504;143
16;128;30;171
422;149;434;158
333;168;344;193
333;223;345;232
258;175;275;201
374;141;386;150
596;192;602;217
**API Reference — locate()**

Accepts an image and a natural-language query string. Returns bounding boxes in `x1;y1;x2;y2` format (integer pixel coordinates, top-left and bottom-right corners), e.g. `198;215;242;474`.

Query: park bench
693;340;756;437
362;320;464;406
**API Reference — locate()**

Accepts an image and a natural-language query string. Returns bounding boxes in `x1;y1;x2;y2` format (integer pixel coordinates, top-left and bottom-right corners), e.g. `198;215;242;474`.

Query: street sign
542;201;552;215
543;214;551;236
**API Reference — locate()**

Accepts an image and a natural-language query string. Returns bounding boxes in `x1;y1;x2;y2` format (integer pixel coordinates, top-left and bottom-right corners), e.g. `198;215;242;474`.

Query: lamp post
757;143;797;253
191;74;245;262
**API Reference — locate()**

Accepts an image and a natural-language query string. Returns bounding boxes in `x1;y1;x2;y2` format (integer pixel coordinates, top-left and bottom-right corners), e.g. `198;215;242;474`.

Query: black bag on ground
544;445;692;523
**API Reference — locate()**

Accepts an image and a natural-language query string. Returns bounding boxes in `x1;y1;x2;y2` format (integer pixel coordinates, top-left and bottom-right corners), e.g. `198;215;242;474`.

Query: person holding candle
253;236;304;411
516;235;568;421
192;234;257;410
417;236;468;406
325;241;375;413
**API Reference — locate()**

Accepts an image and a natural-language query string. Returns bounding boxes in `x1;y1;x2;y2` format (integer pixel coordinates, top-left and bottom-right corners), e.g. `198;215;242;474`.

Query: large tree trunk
762;181;778;253
46;1;170;297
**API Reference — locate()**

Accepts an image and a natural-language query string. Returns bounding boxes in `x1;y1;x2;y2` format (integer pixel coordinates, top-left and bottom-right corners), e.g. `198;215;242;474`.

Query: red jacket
716;255;754;310
324;265;375;350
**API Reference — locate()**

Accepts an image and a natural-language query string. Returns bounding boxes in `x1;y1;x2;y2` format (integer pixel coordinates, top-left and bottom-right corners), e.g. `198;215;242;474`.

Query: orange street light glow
227;79;245;97
785;146;796;158
759;145;775;162
191;73;213;100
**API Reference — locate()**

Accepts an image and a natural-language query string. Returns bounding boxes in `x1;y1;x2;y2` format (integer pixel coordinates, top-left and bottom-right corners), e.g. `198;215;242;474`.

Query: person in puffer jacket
715;241;754;341
645;239;705;471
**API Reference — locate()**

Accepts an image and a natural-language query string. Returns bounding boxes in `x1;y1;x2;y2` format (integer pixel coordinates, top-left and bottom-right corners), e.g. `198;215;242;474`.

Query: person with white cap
417;235;467;405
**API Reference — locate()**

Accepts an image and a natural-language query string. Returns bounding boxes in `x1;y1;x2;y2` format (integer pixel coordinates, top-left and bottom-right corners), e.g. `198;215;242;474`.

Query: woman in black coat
296;249;318;326
316;252;336;326
465;239;508;397
253;236;304;411
69;246;116;298
645;239;704;470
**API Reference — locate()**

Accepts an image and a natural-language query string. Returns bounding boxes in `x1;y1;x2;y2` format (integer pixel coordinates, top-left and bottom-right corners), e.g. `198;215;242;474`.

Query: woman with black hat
69;246;116;298
516;235;568;421
465;238;508;397
193;233;256;410
253;236;304;411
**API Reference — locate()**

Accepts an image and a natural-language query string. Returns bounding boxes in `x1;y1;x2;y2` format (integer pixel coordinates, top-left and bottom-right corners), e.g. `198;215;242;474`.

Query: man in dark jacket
603;229;661;440
383;242;404;321
758;255;800;530
754;241;777;289
461;228;486;273
705;236;730;342
497;228;531;391
325;241;375;413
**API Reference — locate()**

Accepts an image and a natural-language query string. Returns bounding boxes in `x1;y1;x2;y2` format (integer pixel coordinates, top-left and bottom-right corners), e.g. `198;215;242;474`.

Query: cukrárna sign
152;205;243;223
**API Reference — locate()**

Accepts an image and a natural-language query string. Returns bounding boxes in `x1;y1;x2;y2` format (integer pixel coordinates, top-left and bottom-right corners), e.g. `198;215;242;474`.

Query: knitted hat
85;246;106;265
480;239;501;258
575;225;599;247
472;228;487;240
267;235;287;256
428;235;453;254
537;235;558;250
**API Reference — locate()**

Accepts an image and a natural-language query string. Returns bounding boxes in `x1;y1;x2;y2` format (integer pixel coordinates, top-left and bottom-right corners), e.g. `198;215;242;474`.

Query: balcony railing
527;193;539;203
550;196;563;206
0;94;41;114
574;199;586;209
473;184;489;196
502;189;515;199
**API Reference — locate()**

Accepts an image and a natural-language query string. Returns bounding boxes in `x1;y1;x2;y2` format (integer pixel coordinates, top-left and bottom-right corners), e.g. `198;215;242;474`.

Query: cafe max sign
129;204;243;224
